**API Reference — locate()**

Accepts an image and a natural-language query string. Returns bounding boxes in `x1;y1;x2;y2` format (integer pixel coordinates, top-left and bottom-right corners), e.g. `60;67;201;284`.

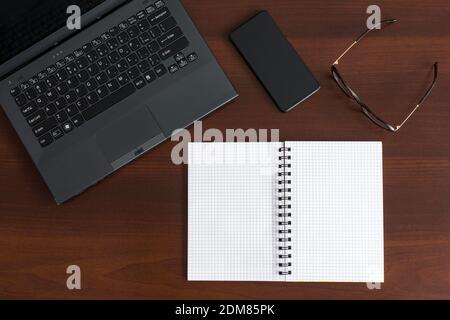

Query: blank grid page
287;142;384;282
188;142;282;281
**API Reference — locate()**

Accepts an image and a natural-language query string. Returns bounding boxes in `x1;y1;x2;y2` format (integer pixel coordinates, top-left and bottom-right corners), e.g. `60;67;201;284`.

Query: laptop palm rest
95;105;164;169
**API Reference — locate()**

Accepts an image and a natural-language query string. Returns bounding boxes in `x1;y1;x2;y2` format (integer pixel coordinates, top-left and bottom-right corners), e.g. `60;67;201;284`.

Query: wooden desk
0;0;449;299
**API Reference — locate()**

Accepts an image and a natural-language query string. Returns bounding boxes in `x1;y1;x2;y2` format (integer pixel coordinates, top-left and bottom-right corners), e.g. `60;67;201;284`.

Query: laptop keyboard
9;0;198;148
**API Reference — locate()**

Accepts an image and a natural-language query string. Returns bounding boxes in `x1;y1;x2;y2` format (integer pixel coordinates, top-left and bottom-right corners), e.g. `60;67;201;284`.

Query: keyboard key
137;19;150;32
137;60;151;73
45;75;58;88
83;83;136;120
138;32;152;45
76;57;89;69
54;97;67;110
106;79;120;92
137;47;150;60
47;65;57;74
82;43;93;51
136;10;146;20
97;57;110;69
159;37;189;60
66;105;78;117
178;58;188;68
72;114;84;127
107;38;120;51
127;66;140;79
21;102;37;116
38;133;53;147
116;60;129;73
100;33;111;42
155;0;165;9
29;77;39;85
106;66;119;78
148;41;160;54
117;73;130;86
117;32;130;44
66;63;78;76
118;45;131;58
126;53;139;66
56;110;68;123
87;64;100;76
154;64;167;77
129;38;141;51
96;85;108;98
20;82;30;91
174;52;185;62
92;38;102;47
109;26;120;36
96;44;109;57
65;91;78;104
36;96;48;108
146;5;156;14
67;77;79;89
76;98;89;111
86;50;99;63
51;127;64;140
149;26;162;39
95;72;108;84
56;60;66;69
128;15;138;25
187;52;198;62
148;7;170;26
10;87;20;96
158;27;183;47
86;78;98;91
27;110;46;126
148;54;161;66
143;70;157;83
118;21;129;31
75;84;88;97
35;82;48;95
133;77;146;90
127;25;140;38
62;121;74;133
160;16;177;33
168;64;179;74
56;83;69;95
55;69;68;81
33;117;57;136
86;92;99;104
44;103;57;115
74;49;84;58
65;54;75;63
76;70;90;82
37;71;47;79
25;87;38;100
46;88;58;101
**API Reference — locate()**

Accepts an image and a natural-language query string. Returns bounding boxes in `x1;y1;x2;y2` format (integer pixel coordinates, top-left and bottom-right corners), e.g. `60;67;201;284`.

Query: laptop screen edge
0;0;130;80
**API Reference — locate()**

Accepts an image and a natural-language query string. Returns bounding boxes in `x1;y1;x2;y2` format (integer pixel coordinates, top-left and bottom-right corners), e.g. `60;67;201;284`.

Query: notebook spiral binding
277;145;292;276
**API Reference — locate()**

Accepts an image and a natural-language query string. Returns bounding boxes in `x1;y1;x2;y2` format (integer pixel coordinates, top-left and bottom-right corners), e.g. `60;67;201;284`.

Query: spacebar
82;84;136;121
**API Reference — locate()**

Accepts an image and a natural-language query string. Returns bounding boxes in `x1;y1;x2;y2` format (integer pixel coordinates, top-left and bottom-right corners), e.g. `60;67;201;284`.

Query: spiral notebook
188;142;384;282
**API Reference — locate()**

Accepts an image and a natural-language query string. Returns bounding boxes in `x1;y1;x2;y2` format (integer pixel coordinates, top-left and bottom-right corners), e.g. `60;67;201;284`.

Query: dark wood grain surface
1;0;449;299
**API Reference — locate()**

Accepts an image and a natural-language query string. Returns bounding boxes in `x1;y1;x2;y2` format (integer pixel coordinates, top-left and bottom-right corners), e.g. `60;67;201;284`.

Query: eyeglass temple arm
333;19;398;65
395;62;439;131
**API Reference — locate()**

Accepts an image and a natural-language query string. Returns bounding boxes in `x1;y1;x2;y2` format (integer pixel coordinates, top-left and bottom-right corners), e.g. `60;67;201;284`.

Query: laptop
0;0;237;204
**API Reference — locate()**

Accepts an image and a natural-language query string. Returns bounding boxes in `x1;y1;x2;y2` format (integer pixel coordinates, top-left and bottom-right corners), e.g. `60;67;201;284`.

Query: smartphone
230;11;320;112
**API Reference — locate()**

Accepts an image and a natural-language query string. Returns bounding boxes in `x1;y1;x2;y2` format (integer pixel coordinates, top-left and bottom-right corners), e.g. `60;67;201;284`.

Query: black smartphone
230;11;320;112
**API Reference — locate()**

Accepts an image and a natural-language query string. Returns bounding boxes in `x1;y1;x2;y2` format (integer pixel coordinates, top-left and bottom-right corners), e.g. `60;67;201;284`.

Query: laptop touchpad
95;106;164;168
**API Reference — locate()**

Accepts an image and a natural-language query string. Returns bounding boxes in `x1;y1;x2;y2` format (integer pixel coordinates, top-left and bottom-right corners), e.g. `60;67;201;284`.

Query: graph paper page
287;142;384;282
188;142;282;281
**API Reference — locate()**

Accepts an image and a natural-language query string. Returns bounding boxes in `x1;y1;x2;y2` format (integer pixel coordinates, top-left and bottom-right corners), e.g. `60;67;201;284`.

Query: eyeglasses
331;19;438;132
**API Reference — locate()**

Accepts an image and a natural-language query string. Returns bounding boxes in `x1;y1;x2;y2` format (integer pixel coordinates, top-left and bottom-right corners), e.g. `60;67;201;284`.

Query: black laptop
0;0;237;204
